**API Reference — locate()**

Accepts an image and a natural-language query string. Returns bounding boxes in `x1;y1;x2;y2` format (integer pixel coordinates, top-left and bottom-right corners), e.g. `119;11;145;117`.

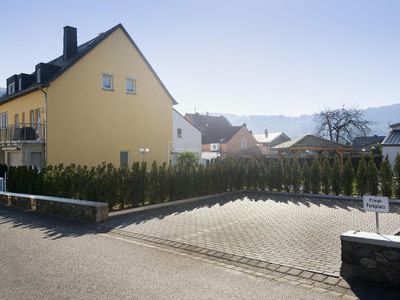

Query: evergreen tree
302;162;311;193
367;154;379;196
283;160;292;192
355;157;368;196
320;158;331;194
275;160;283;191
330;157;342;195
310;159;320;194
380;156;393;197
291;159;301;192
343;158;354;196
394;153;400;198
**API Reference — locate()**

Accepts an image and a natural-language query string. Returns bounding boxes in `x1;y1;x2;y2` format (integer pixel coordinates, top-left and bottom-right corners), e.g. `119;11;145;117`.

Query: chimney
243;123;246;128
63;26;77;61
264;129;268;138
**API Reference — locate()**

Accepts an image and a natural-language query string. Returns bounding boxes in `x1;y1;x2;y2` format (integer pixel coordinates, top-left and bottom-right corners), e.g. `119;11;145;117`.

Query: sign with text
363;196;389;213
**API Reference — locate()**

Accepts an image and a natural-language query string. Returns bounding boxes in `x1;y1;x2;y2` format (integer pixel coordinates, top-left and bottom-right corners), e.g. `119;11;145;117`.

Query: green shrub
302;162;311;193
355;157;368;196
394;153;400;198
310;160;320;194
330;157;342;195
367;155;379;196
320;159;331;194
291;159;301;193
343;159;354;196
380;156;393;197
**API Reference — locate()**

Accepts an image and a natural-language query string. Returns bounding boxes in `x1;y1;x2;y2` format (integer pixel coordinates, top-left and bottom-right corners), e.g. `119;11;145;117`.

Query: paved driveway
105;194;400;277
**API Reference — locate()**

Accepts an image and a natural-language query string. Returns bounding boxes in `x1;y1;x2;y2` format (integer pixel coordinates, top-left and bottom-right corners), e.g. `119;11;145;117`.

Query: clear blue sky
1;0;400;116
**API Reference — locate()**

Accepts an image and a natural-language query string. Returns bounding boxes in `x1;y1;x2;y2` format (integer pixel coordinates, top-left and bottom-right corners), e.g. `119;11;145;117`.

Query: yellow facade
0;27;173;167
0;91;44;126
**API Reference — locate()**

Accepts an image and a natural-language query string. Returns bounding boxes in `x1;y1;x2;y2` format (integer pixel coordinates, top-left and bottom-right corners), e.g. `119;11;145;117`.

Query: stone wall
0;192;108;222
341;231;400;286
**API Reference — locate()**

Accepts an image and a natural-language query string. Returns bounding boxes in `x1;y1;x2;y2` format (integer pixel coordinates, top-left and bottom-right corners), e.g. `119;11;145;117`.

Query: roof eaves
42;24;122;86
0;83;46;104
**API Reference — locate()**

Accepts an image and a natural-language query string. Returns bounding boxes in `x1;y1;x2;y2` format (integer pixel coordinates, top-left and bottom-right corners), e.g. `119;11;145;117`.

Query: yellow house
0;24;176;168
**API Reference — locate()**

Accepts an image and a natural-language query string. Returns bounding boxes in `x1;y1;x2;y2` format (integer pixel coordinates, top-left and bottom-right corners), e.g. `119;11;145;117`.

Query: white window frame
8;82;15;95
102;73;114;91
240;138;248;150
126;78;136;94
120;150;130;168
177;128;182;138
0;112;8;129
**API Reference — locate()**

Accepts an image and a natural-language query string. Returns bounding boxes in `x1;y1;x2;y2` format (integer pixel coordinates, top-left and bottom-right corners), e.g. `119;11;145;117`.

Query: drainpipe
39;86;48;168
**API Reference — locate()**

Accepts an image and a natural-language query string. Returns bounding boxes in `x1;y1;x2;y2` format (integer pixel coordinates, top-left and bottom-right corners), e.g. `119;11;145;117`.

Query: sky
1;0;400;116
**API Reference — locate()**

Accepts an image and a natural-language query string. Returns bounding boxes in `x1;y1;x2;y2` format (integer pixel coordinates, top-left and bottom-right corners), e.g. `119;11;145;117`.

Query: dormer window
18;77;22;91
8;82;15;95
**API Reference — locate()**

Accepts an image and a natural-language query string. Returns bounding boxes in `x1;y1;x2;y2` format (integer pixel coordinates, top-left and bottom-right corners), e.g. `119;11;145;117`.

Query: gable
0;24;176;106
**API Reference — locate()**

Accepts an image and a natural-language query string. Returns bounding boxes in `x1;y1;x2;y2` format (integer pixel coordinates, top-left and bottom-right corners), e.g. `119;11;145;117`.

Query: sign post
363;195;389;234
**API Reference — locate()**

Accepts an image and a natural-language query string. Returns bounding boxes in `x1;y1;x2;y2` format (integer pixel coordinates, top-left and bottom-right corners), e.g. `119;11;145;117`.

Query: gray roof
352;135;385;151
273;134;350;151
202;125;243;144
0;24;177;105
185;113;232;133
382;130;400;145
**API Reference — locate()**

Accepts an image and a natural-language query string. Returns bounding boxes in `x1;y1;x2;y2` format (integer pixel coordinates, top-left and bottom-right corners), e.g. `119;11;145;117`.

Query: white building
171;109;201;164
382;123;400;166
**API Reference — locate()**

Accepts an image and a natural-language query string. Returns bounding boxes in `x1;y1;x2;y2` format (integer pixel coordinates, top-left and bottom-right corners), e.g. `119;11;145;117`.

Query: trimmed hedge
5;155;399;210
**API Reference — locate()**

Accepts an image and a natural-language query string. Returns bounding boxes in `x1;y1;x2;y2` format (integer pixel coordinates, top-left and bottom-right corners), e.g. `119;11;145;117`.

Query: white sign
363;196;389;213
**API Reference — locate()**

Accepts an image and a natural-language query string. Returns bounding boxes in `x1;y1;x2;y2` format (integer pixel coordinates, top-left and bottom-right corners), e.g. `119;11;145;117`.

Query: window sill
102;88;114;91
126;91;137;95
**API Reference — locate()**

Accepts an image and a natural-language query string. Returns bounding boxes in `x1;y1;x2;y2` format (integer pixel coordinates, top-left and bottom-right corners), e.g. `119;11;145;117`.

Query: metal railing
0;123;45;143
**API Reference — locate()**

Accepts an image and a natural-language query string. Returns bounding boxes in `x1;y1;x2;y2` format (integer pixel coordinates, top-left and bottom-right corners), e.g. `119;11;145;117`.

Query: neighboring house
185;113;232;132
0;24;176;168
352;135;385;153
273;135;352;164
201;124;258;158
171;109;201;164
253;130;290;155
185;113;257;159
382;123;400;165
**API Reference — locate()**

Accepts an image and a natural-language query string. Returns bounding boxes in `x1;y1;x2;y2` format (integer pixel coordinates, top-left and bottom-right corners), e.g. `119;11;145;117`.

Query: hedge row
6;154;400;210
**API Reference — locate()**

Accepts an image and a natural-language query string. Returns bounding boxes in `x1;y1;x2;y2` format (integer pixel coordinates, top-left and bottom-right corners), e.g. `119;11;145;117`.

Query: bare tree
314;106;370;144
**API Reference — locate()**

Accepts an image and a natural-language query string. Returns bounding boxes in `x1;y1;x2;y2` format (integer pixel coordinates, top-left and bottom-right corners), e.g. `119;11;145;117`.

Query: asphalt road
0;207;338;300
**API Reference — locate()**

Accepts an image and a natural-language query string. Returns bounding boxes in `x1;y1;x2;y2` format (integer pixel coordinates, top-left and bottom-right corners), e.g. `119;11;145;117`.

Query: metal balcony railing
0;123;45;144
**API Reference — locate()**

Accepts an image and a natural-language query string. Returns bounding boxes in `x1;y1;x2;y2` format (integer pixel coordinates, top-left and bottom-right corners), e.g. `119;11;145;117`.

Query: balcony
0;123;45;145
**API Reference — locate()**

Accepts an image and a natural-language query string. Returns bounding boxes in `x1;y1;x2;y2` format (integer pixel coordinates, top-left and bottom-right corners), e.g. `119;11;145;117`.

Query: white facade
172;109;201;164
382;146;400;166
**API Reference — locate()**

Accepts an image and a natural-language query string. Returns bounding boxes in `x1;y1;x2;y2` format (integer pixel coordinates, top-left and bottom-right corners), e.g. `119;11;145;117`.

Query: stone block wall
0;192;108;222
341;231;400;286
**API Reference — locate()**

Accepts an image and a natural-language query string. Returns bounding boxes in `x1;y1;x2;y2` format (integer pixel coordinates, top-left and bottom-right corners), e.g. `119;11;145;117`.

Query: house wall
172;110;201;158
46;28;173;167
382;146;400;166
224;127;258;153
0;91;44;126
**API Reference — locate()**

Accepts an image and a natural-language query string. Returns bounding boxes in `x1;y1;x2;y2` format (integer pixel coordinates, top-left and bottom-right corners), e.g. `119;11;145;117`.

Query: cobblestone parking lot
106;194;400;277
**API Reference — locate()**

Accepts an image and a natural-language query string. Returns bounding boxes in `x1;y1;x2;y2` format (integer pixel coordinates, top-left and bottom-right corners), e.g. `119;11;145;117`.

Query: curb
109;191;240;218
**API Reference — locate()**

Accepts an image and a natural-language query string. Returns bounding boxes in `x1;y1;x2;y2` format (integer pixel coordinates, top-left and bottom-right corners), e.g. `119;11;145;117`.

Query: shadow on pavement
105;192;382;229
0;205;94;240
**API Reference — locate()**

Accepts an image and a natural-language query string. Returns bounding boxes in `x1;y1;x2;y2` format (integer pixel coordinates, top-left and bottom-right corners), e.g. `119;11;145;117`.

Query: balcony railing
0;123;45;144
